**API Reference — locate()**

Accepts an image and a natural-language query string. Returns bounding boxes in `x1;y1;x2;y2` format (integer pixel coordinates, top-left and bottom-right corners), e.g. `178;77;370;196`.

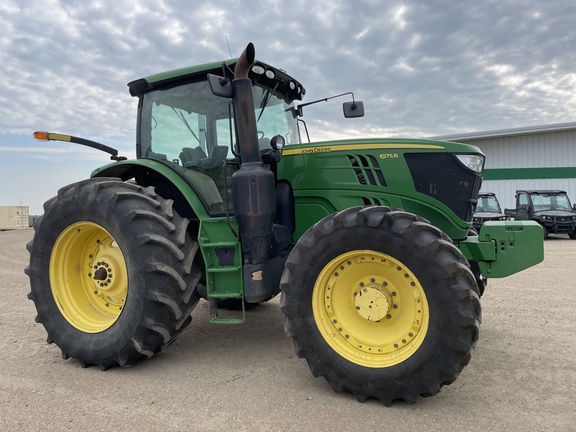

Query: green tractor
26;43;543;405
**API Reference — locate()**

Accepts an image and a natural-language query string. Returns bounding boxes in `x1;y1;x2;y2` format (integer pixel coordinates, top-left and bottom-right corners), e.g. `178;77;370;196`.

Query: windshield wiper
171;107;200;143
256;84;279;123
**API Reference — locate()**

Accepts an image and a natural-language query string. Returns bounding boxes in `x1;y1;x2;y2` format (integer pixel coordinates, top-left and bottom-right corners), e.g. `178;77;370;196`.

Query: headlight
455;154;484;174
270;135;285;151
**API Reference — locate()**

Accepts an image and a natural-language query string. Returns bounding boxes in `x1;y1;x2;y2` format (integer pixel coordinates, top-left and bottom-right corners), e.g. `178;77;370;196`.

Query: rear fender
91;159;210;220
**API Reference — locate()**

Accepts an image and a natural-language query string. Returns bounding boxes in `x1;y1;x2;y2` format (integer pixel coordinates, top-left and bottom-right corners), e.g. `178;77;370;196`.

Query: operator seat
182;145;228;174
180;146;207;167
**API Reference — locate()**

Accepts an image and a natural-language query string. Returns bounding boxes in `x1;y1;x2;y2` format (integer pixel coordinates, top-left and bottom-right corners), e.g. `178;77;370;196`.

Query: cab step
208;298;246;324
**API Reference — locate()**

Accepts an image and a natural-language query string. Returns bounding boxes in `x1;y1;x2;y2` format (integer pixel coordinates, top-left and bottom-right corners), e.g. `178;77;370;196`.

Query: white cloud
2;0;576;213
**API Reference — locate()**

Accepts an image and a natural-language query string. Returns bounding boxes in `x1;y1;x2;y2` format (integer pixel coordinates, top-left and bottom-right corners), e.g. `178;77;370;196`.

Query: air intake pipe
231;43;276;264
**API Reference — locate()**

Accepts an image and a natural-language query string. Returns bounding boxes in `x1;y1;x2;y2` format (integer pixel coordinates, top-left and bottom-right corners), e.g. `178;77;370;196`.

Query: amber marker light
33;131;49;141
33;132;72;142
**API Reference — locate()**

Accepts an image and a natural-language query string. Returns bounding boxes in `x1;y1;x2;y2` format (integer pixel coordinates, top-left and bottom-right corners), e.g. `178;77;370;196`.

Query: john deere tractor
26;43;543;405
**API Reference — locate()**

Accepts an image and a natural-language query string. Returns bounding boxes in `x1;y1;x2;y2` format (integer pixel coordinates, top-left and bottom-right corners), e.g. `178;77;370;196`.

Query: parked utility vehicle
26;43;544;405
472;192;508;230
505;190;576;238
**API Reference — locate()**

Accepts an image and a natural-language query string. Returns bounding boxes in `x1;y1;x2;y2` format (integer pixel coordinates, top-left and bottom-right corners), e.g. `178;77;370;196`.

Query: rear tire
25;178;201;369
280;206;481;405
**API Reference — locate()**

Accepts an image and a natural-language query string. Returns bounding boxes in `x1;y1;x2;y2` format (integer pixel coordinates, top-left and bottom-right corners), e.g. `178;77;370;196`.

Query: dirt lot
1;228;574;431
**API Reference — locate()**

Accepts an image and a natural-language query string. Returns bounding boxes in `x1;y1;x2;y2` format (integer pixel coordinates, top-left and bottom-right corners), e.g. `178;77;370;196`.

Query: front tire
25;178;201;369
280;206;481;405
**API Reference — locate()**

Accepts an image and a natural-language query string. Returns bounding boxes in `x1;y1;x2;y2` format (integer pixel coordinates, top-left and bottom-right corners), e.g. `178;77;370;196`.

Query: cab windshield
476;195;502;213
531;193;572;211
138;80;299;215
139;80;300;163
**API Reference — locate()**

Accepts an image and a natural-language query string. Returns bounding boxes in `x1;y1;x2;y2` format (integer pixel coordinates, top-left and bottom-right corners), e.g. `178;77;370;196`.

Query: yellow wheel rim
49;222;128;333
312;250;429;368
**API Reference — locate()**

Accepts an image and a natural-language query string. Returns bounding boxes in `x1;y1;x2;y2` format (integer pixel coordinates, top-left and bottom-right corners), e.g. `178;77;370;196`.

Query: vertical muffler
231;43;276;264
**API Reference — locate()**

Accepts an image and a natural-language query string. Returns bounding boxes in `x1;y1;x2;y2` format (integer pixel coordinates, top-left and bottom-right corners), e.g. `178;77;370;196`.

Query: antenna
225;35;233;58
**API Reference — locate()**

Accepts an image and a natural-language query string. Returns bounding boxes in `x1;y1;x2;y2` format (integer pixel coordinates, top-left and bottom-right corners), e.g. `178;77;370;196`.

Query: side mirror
343;101;364;118
207;74;233;98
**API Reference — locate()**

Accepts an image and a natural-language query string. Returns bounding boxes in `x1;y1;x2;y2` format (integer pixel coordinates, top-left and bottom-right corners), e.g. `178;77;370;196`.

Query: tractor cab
127;59;303;216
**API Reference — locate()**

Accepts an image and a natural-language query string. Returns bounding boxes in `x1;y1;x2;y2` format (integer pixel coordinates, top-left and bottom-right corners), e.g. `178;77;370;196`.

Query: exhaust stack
231;43;276;264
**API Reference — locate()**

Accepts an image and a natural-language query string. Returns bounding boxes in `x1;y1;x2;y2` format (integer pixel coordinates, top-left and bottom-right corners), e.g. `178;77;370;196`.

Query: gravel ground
1;228;574;431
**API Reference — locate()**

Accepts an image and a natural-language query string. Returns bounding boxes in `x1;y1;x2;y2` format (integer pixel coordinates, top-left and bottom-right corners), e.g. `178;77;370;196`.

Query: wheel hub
93;267;108;281
89;245;124;305
354;284;391;322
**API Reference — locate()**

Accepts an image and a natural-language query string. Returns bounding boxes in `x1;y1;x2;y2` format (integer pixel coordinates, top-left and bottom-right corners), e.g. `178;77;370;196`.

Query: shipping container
0;206;30;230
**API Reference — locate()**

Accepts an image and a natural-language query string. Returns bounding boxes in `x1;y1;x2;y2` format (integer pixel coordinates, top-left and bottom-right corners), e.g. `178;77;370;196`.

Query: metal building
432;122;576;210
0;206;30;230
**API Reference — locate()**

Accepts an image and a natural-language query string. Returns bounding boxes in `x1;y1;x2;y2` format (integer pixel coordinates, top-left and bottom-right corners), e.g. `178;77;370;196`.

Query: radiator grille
347;155;387;186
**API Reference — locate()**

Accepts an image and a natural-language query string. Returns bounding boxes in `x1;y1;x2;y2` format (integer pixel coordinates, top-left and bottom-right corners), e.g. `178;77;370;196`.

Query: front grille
405;153;482;221
347;155;387;186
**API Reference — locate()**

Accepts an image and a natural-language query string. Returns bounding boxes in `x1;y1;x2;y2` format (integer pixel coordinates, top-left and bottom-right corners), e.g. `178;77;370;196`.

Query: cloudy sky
1;0;575;214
